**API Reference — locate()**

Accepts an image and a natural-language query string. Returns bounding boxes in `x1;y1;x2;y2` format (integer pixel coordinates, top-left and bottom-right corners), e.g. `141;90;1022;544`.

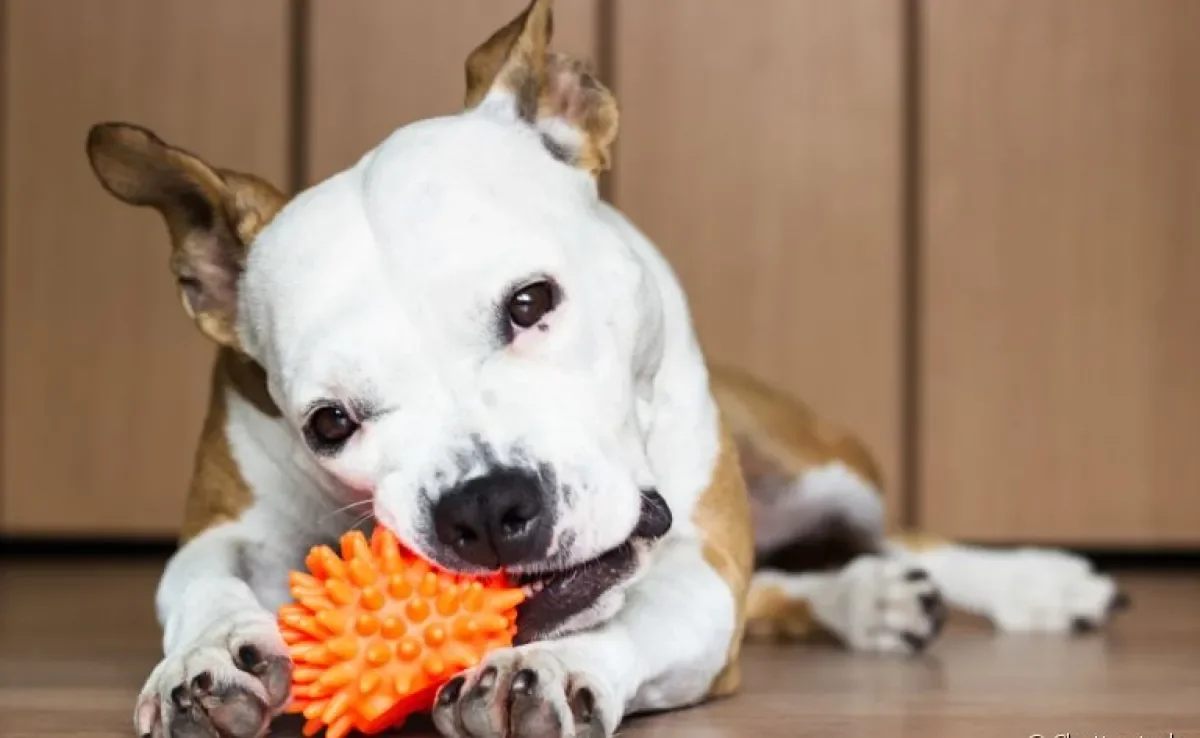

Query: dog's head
86;0;673;639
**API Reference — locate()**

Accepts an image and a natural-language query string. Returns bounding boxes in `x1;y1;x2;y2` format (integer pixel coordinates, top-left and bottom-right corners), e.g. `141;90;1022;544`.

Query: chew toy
277;528;526;738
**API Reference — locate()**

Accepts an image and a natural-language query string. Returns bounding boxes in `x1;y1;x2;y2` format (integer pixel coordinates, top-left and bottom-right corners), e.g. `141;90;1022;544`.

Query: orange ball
278;528;526;738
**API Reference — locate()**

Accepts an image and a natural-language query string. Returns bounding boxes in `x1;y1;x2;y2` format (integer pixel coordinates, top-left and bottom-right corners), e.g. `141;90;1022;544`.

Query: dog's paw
431;646;612;738
134;613;291;738
984;549;1129;634
812;555;947;655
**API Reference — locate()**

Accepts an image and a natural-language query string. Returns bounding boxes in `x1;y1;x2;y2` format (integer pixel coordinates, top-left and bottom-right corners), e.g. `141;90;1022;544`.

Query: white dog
85;2;1128;737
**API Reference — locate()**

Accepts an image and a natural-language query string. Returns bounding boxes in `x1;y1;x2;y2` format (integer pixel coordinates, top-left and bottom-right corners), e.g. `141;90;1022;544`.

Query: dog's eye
507;280;558;330
305;404;359;452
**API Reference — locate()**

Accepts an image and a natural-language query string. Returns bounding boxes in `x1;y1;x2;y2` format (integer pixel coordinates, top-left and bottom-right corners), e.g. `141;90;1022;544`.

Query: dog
85;2;1128;737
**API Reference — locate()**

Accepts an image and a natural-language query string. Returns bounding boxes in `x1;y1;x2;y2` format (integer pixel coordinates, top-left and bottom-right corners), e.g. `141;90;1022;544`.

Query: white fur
141;97;737;738
552;539;736;716
238;113;656;571
895;543;1121;633
752;461;884;554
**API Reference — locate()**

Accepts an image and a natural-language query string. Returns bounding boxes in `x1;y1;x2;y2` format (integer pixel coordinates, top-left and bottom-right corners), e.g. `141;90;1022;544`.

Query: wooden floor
1;557;1197;738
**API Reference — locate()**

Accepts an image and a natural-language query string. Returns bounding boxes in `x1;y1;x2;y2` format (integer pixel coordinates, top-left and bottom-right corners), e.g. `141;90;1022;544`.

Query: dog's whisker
349;511;375;531
320;498;372;524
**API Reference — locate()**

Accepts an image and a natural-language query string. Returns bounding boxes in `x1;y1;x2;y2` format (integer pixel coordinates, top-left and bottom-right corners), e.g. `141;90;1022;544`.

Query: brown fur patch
743;585;831;642
710;364;885;489
692;417;755;699
178;349;262;542
889;530;951;552
463;0;552;113
537;54;619;175
220;350;279;419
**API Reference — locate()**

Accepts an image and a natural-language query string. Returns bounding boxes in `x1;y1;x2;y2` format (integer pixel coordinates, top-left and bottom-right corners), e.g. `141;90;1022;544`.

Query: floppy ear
464;0;618;176
85;122;286;349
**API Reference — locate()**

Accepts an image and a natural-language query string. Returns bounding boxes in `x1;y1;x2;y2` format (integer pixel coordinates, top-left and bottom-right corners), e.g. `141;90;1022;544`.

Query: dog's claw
236;644;263;670
170;684;192;709
570;687;596;724
432;648;611;738
440;676;466;705
511;669;537;694
901;631;929;653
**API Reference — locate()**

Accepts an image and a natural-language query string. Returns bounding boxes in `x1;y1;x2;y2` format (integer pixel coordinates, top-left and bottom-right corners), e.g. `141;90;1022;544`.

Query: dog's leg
431;541;739;738
741;460;947;653
135;521;295;738
745;556;946;654
889;534;1130;633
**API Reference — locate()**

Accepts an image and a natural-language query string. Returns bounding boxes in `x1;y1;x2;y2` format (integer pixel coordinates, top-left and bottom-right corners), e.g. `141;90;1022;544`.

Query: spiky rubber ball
277;528;526;738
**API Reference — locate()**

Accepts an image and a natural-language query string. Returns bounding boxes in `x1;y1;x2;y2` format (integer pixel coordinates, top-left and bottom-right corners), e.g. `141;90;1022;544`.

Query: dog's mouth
509;489;672;643
510;539;641;643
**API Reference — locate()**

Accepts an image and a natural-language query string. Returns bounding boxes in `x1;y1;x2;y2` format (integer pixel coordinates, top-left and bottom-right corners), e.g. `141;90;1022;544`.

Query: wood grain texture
1;0;291;536
2;558;1197;738
0;0;9;533
918;0;1200;546
610;1;907;520
306;0;599;184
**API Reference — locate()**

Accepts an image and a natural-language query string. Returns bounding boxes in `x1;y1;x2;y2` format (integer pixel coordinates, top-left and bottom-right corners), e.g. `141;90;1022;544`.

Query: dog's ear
85;122;286;349
464;0;618;176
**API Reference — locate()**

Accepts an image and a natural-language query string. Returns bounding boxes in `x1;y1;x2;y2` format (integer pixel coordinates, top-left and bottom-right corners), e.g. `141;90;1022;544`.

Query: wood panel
5;559;1197;737
0;0;8;533
611;1;907;520
307;0;600;184
919;0;1200;545
1;0;291;536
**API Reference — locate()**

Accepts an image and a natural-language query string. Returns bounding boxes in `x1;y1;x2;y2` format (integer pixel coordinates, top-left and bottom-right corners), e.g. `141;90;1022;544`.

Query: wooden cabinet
610;0;908;522
0;0;291;537
917;0;1200;546
2;1;1197;548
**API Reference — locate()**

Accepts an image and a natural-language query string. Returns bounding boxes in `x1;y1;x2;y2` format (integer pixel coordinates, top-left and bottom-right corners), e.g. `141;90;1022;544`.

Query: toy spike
280;528;526;736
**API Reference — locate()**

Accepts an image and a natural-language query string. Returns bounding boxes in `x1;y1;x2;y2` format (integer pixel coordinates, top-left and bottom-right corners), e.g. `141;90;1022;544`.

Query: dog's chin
510;537;647;644
510;489;673;643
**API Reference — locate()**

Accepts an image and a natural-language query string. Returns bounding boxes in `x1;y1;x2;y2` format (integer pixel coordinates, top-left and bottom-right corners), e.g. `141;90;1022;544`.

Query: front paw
431;647;611;738
987;549;1129;633
134;615;292;738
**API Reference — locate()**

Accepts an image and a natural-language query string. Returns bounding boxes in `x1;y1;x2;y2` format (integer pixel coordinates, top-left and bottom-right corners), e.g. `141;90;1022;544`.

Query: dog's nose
432;469;552;569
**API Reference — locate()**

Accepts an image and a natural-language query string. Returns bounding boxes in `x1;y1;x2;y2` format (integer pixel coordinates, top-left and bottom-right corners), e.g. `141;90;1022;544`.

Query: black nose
432;469;553;569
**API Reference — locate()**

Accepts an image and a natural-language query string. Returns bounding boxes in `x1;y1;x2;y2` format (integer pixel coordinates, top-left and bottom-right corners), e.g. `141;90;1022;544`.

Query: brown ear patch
537;54;619;174
464;0;618;175
86;122;286;348
86;123;227;211
463;0;553;117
